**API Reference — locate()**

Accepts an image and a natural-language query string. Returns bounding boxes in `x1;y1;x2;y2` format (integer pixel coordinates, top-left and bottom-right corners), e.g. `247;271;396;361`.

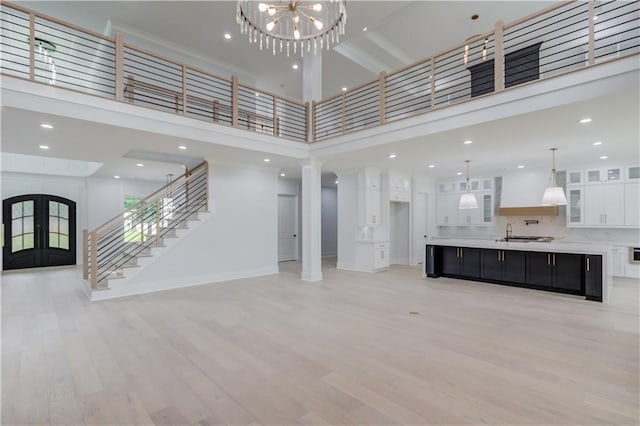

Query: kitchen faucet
506;223;513;240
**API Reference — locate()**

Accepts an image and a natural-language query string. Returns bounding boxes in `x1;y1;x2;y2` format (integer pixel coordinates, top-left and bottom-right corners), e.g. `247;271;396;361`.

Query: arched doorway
3;194;76;270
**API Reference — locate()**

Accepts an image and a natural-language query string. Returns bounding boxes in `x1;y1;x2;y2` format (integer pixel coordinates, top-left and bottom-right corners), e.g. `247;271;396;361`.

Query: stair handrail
83;160;208;289
93;161;208;235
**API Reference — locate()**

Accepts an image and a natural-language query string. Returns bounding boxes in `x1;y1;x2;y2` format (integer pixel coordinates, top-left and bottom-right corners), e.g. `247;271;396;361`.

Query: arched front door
3;194;76;270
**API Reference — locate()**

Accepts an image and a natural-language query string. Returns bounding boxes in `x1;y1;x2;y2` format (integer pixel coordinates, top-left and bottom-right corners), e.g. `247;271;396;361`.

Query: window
11;201;34;252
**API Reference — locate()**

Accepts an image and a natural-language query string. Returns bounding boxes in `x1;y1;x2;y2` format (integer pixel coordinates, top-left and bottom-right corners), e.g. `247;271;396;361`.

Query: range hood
498;171;559;216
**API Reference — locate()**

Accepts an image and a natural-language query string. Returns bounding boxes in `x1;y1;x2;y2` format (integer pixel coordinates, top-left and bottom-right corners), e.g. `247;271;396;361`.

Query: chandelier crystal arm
237;0;346;56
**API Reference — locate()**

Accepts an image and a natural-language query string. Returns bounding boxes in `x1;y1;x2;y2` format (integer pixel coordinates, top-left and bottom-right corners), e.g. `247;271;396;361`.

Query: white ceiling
2;1;638;185
17;1;553;100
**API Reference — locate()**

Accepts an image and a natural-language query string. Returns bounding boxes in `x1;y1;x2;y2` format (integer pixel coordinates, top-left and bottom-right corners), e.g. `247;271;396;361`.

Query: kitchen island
425;239;612;303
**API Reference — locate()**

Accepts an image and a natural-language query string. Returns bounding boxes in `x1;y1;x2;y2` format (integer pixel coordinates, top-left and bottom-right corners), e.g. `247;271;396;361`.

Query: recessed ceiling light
580;118;592;124
224;33;231;40
456;172;463;176
388;154;396;159
264;158;270;162
363;27;368;32
342;87;347;92
280;173;286;177
600;155;608;160
292;64;299;70
593;15;598;20
463;140;473;145
136;163;144;167
178;145;187;150
335;180;339;184
39;145;49;150
518;165;525;169
428;164;435;168
114;175;120;179
40;123;53;129
592;141;602;146
255;92;260;97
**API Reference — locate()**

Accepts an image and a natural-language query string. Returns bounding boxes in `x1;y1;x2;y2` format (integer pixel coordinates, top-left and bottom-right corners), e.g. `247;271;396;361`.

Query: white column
303;54;322;102
301;157;323;281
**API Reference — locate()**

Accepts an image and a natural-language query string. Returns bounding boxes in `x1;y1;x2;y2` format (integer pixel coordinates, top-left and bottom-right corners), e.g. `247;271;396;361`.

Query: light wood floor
2;260;639;425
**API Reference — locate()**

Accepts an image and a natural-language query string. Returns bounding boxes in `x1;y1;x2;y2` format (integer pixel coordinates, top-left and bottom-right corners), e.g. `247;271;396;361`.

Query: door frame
277;193;299;262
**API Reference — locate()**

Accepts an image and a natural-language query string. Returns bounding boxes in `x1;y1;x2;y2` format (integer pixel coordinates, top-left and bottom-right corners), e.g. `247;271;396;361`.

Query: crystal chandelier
236;1;347;57
35;37;56;85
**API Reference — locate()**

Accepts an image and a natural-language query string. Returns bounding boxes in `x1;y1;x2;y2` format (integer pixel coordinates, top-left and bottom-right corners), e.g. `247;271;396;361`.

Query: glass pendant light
541;148;568;206
459;160;478;209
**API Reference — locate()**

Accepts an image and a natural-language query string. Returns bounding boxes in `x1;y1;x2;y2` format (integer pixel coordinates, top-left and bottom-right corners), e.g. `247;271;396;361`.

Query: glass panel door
3;194;76;270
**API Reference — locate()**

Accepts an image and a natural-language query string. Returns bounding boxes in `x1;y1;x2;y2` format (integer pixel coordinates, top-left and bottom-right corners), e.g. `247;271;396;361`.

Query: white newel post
301;157;323;281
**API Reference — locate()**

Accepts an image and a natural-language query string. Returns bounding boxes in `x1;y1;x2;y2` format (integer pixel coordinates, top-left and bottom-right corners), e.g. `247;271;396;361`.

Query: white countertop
427;238;613;255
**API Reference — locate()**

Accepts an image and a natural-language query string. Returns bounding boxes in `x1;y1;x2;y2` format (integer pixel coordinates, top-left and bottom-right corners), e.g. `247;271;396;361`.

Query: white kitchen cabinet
625;181;639;226
566;170;584;186
481;178;494;191
626;165;640;181
481;193;494;224
584;183;625;226
438;182;457;193
356;241;389;272
611;246;627;277
456;192;493;225
373;242;389;270
585;166;624;184
358;171;381;227
566;187;584;226
390;175;410;202
437;193;459;226
459;179;480;192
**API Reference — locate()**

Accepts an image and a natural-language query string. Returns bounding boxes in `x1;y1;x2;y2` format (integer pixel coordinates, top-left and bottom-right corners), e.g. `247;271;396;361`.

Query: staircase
83;161;209;298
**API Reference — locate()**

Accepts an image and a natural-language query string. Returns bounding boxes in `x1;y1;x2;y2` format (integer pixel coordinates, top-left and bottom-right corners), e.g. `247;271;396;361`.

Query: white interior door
414;192;429;264
278;195;297;262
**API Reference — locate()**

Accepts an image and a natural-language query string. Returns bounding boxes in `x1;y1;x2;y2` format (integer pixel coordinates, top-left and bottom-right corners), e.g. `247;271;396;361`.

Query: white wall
321;186;337;257
127;165;279;285
1;172;163;264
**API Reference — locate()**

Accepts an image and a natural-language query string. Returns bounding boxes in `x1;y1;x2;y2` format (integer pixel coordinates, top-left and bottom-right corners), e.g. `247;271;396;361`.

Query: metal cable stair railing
83;161;209;290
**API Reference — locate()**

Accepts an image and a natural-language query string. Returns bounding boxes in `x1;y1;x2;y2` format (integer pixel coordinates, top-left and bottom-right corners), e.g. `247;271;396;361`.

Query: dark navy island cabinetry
425;244;603;302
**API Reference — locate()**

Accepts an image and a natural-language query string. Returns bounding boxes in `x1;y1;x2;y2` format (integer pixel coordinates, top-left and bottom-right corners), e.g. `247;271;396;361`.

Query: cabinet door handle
501;251;505;262
497;250;500;261
547;253;551;265
553;254;556;266
461;248;463;257
604;214;607;224
586;257;590;272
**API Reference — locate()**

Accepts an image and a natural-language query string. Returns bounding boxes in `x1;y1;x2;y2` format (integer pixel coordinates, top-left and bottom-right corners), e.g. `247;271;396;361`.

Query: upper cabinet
389;175;410;202
585;166;624;184
566;165;638;229
358;170;381;227
437;178;494;227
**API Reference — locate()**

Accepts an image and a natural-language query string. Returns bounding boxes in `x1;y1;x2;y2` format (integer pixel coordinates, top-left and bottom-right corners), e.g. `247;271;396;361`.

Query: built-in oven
632;247;640;264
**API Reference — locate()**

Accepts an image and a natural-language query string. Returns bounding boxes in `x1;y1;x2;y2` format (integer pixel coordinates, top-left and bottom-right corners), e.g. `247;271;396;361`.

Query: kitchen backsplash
437;213;640;245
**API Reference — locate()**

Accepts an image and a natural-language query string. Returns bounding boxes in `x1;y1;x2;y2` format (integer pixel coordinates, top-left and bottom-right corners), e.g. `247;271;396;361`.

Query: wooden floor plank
1;262;638;425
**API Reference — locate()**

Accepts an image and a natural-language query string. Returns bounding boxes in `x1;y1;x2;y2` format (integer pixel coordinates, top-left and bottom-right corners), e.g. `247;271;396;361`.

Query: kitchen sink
497;236;555;242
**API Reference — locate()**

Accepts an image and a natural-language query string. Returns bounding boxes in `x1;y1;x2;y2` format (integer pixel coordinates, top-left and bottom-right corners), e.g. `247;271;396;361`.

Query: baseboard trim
91;266;279;301
301;270;323;281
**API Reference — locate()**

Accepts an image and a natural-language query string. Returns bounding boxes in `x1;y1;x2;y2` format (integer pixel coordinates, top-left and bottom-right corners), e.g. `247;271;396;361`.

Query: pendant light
541;148;568;206
459;160;478;209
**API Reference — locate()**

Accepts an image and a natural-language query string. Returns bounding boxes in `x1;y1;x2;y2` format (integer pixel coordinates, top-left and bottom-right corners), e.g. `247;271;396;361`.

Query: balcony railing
0;1;309;143
313;0;640;141
1;1;638;145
